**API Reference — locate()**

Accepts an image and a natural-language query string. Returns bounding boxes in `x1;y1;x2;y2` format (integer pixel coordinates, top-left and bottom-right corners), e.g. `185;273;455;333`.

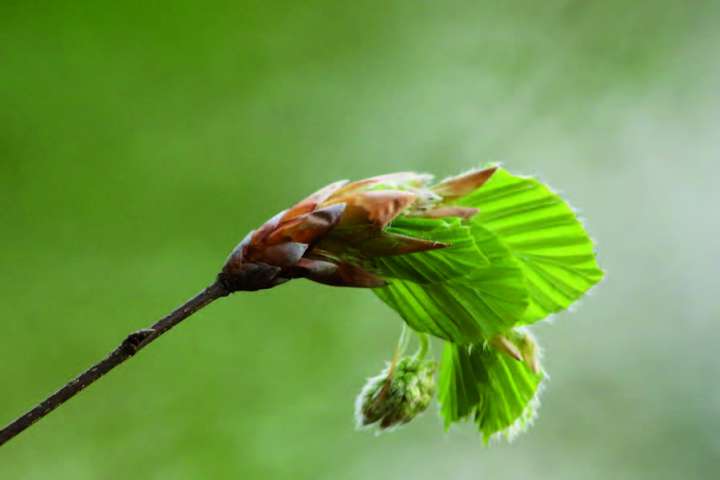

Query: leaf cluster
371;167;603;439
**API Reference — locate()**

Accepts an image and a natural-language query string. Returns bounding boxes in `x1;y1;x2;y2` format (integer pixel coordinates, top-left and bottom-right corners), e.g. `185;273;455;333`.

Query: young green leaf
438;337;544;442
457;167;604;323
373;218;528;344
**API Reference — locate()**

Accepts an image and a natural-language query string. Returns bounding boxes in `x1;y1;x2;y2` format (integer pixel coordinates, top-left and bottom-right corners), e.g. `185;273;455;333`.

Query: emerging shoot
0;165;603;446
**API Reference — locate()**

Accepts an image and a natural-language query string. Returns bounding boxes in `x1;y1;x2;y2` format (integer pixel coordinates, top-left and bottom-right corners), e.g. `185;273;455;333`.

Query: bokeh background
1;1;718;478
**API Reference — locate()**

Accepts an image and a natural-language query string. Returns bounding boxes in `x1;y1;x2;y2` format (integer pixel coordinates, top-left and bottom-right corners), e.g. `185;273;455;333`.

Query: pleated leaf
438;341;543;442
372;218;528;343
380;216;489;283
457;167;604;323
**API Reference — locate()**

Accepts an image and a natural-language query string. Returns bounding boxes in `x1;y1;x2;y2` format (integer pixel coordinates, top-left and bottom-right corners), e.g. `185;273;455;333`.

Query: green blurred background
1;1;718;478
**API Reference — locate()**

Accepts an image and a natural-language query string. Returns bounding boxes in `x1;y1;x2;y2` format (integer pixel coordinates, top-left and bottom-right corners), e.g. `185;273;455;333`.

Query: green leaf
458;167;604;323
372;219;528;343
438;340;543;442
381;216;490;283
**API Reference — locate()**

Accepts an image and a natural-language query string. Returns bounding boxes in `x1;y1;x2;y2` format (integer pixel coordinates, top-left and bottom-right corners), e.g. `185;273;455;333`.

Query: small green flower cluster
355;357;436;431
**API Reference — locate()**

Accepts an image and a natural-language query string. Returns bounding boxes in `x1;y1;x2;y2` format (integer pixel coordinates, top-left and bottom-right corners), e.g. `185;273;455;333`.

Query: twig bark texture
0;281;229;447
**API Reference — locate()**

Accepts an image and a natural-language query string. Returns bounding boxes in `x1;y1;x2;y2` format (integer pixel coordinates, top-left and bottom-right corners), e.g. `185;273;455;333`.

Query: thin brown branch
0;280;229;447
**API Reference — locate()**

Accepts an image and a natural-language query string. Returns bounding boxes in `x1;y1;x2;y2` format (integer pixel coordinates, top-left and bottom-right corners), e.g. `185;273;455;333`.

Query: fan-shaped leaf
438;340;543;442
458;167;604;323
373;220;528;343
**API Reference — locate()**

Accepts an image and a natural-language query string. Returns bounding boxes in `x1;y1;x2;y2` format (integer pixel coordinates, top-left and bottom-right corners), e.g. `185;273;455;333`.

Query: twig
0;280;229;447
